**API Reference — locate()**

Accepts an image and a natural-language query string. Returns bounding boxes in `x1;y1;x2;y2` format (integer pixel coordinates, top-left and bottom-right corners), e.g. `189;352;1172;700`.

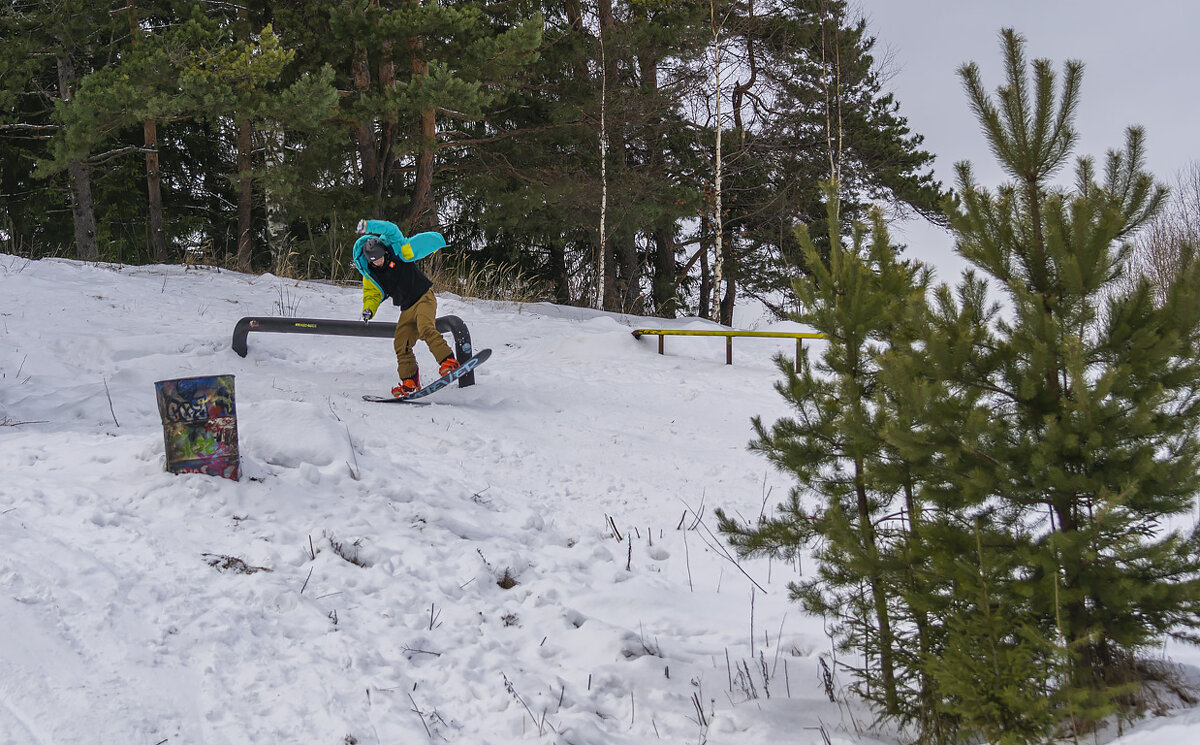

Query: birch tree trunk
596;11;609;311
716;0;758;326
709;0;726;322
820;5;844;220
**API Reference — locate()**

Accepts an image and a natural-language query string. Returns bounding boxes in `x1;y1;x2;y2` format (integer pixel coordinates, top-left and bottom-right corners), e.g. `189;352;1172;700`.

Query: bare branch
87;145;151;166
0;123;59;133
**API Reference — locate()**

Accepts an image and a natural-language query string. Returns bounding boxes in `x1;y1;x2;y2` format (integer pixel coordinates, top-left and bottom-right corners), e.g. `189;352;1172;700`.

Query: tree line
0;0;943;321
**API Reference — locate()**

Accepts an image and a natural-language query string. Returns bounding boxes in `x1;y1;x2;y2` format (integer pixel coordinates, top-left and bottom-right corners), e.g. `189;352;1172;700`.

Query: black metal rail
231;315;477;387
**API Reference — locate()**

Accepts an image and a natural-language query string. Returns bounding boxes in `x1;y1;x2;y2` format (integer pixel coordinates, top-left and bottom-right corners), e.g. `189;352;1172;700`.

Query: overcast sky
854;0;1200;280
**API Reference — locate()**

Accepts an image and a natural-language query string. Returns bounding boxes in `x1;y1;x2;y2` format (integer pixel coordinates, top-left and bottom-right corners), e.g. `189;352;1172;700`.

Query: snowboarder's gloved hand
361;308;373;323
355;219;367;234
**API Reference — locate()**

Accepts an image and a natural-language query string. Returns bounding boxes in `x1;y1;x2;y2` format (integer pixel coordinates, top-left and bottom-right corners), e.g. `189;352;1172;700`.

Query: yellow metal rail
631;328;826;369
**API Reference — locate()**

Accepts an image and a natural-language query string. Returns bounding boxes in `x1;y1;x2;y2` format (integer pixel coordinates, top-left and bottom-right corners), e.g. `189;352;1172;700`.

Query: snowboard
363;348;492;404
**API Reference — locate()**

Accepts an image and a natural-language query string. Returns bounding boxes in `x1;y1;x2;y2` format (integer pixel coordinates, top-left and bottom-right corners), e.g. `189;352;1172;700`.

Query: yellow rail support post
631;329;826;371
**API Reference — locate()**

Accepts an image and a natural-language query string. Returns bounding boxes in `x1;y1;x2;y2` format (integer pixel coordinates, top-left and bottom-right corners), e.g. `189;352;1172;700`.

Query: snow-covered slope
1;254;1197;744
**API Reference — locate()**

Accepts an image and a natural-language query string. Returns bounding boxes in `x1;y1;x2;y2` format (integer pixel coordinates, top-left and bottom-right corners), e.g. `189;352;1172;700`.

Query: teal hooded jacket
353;220;448;313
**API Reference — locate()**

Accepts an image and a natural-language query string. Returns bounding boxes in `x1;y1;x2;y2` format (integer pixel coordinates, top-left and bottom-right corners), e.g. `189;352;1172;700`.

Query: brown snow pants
393;289;453;381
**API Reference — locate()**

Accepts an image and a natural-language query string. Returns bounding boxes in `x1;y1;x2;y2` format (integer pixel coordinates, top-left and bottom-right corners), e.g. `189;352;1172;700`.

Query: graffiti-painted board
154;375;240;480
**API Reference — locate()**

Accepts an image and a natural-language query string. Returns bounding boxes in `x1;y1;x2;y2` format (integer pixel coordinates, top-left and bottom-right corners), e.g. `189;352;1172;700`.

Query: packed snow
2;253;1198;744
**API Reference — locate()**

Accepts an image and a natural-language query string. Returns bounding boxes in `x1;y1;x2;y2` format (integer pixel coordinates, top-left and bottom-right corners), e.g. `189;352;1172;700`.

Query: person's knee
416;321;438;339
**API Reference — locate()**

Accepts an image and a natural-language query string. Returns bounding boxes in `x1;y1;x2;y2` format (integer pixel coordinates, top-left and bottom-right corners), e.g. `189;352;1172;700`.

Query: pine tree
926;28;1200;730
718;182;936;722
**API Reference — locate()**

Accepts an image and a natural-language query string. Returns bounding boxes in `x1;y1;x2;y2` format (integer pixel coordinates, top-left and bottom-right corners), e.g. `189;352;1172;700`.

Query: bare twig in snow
408;694;432;738
606;514;623;541
103;377;119;427
344;425;359;480
683;529;694;592
502;673;556;735
682;498;767;594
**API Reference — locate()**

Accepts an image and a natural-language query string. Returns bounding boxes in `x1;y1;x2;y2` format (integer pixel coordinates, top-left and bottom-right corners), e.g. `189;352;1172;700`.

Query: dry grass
202;553;272;574
428;258;550;306
259;233;552;306
496;568;519;589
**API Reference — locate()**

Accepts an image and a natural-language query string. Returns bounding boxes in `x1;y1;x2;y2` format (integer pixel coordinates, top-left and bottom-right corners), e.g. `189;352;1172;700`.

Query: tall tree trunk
262;124;289;270
855;456;898;713
597;0;629;311
719;0;755;326
64;157;98;261
651;226;677;317
55;54;98;261
596;0;611;310
597;0;619;311
407;117;437;231
548;241;570;305
565;0;582;31
638;19;676;317
819;3;843;218
903;477;941;737
144;118;168;263
1052;492;1093;686
699;215;712;319
236;117;254;272
718;227;735;325
352;45;381;205
400;0;437;232
564;0;591;81
235;6;253;272
708;0;727;323
378;39;398;201
403;34;437;231
128;1;167;263
565;0;603;308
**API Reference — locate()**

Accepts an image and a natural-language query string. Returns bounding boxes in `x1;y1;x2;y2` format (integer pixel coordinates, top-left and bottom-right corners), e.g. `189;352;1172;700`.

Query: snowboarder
352;219;459;398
